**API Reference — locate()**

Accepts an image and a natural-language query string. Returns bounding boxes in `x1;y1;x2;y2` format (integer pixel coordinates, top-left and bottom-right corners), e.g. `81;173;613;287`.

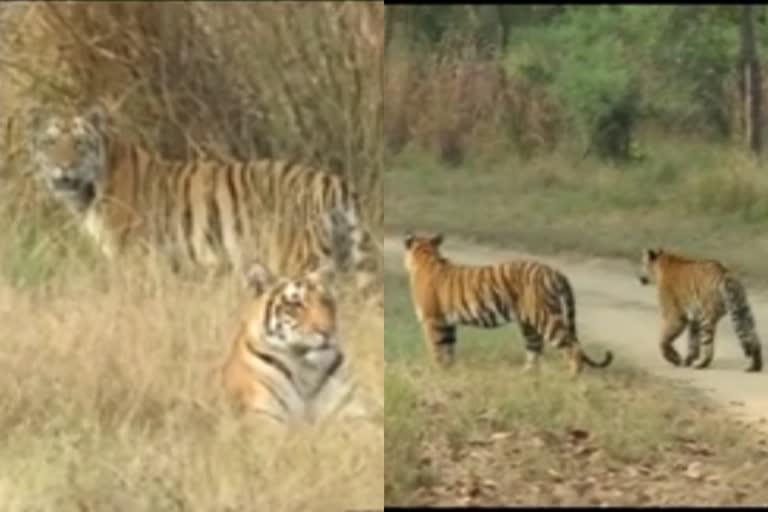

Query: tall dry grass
384;37;560;165
0;197;383;510
0;2;383;509
0;1;382;229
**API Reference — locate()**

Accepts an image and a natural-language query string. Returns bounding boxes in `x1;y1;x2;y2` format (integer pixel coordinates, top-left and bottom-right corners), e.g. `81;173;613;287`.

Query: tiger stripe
29;105;381;302
221;262;370;424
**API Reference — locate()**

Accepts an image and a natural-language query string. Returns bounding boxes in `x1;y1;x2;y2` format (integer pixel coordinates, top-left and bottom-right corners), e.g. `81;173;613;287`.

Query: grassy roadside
384;269;768;506
385;140;768;285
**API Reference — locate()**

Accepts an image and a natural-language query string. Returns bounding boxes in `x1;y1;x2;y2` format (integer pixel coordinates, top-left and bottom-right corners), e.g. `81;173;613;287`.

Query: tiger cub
638;248;762;372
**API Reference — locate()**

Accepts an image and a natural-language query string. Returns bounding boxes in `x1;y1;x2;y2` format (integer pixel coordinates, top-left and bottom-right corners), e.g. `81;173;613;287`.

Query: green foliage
642;6;740;136
387;5;543;50
539;7;642;158
388;5;765;162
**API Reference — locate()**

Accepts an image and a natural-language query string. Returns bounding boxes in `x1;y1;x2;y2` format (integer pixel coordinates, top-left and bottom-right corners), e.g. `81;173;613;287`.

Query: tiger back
27;104;381;303
221;261;371;424
638;248;762;372
403;232;613;377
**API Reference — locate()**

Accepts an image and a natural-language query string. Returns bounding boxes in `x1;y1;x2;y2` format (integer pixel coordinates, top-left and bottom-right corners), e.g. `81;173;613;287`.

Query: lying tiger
403;232;613;377
638;248;763;372
221;261;371;424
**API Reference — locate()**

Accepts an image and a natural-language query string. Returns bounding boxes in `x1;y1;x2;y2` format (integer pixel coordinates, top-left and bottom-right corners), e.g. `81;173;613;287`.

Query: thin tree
741;4;762;155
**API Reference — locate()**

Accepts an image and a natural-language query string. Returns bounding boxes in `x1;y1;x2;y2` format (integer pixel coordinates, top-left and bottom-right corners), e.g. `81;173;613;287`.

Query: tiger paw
692;358;713;370
662;350;682;367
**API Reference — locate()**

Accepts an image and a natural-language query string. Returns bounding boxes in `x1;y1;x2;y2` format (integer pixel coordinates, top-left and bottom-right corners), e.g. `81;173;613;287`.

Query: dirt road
384;235;768;430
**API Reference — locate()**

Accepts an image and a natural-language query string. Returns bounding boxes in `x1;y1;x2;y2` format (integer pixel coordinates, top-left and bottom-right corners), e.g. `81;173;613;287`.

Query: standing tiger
221;260;371;424
638;248;763;372
403;233;613;377
26;105;380;301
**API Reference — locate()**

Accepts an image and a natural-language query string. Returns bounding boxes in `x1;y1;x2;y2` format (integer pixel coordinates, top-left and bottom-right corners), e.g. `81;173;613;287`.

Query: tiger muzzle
50;177;96;210
52;175;85;191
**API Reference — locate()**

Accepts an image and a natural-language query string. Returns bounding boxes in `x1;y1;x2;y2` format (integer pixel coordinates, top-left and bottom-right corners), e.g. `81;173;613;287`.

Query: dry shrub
384;36;560;165
0;105;384;508
0;3;384;508
0;1;382;230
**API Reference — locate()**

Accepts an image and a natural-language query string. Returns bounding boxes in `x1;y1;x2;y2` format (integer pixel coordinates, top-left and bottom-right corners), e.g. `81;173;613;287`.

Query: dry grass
384;17;768;168
384;269;768;507
384;38;559;165
0;4;384;509
384;139;768;286
0;1;382;230
0;227;383;510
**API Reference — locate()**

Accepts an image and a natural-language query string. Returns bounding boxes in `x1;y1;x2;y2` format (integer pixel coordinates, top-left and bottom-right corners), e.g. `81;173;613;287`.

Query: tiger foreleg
520;322;543;374
340;209;381;305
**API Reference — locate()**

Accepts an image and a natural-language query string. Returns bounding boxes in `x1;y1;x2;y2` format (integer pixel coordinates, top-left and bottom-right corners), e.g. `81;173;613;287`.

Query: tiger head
241;261;340;359
403;232;444;272
638;248;663;286
27;105;111;212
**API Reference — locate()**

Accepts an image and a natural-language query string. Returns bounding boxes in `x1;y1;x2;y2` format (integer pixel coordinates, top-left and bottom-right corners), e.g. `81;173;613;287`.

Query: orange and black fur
27;104;380;302
638;248;762;372
221;261;370;424
403;233;613;377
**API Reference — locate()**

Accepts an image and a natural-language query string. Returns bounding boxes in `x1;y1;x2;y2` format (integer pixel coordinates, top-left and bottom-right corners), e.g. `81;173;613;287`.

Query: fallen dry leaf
481;479;498;491
547;468;564;483
685;461;704;480
490;431;513;442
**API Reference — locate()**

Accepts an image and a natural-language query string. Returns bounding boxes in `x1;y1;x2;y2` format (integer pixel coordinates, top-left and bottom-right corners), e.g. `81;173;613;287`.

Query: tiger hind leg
683;321;701;367
325;207;381;308
341;209;381;306
692;321;717;370
747;341;763;372
541;315;583;377
565;345;583;379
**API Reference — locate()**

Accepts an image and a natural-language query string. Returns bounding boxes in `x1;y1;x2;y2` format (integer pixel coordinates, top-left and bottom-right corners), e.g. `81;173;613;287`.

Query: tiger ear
26;106;48;136
242;260;277;297
645;248;660;261
404;232;415;249
81;103;111;132
430;233;444;247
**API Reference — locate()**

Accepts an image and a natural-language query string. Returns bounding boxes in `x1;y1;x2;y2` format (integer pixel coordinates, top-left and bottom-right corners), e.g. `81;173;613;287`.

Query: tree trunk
497;5;510;50
741;4;762;155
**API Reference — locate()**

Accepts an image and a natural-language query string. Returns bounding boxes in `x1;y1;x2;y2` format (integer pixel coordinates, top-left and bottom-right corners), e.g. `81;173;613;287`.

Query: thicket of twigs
385;38;561;165
0;2;382;229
